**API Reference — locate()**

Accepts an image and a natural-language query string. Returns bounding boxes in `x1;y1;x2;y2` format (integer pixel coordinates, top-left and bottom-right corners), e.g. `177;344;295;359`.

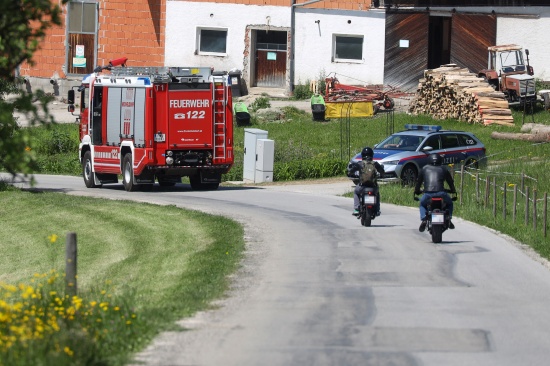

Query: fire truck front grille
171;150;212;166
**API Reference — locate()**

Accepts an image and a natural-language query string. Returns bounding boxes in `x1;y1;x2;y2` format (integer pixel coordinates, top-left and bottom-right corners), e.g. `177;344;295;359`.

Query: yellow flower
48;234;58;243
64;346;74;356
25;146;31;152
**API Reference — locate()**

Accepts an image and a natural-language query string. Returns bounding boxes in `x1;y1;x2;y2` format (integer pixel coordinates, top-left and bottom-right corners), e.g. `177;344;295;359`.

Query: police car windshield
378;134;423;151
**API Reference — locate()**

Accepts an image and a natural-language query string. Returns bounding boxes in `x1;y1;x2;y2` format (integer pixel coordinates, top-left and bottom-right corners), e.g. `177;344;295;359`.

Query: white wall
294;9;386;87
166;2;289;79
496;8;550;81
166;2;387;90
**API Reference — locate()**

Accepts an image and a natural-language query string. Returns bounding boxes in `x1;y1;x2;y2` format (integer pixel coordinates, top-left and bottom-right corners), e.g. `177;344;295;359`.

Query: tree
0;0;68;177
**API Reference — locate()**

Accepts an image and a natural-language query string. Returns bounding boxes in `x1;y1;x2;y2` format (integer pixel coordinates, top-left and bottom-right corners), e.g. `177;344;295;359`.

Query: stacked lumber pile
408;64;514;126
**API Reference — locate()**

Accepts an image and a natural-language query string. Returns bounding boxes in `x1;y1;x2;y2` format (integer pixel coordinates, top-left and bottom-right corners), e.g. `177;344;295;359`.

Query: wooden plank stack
408;64;515;126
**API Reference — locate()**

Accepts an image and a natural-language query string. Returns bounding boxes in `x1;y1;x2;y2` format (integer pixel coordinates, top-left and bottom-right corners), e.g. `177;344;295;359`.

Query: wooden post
493;177;497;218
503;182;507;220
533;189;537;231
460;165;464;205
476;172;480;202
65;232;77;296
544;192;548;238
525;187;530;226
513;185;518;223
485;176;490;208
521;172;525;192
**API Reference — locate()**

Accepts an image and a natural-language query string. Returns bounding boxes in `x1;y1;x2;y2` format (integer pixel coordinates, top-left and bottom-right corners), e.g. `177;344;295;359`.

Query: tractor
477;44;546;109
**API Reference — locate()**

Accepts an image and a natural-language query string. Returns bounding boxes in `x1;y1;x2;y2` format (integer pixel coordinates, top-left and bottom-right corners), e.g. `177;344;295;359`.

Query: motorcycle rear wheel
431;224;443;243
361;208;372;227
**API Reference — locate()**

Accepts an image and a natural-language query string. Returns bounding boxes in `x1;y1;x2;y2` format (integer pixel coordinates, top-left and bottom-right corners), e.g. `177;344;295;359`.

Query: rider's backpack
360;160;377;185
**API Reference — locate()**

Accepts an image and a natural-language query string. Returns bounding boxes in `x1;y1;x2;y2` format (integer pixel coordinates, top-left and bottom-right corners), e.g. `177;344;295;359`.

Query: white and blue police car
347;124;486;186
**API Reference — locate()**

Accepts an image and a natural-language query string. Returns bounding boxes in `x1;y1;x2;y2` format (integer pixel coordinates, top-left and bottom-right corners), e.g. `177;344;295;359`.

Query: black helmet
430;153;443;166
361;147;374;160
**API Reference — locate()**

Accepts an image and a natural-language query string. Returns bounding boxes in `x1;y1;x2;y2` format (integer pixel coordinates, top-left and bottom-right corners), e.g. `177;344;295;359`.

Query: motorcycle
414;190;457;243
357;186;377;227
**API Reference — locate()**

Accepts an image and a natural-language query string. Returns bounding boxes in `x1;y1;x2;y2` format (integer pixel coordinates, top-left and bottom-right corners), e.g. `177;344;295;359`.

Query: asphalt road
4;174;550;366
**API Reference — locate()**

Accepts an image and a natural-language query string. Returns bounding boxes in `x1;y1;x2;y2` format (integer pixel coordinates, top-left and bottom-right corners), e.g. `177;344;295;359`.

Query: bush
292;81;312;100
39;129;78;154
0;79;20;100
249;96;271;111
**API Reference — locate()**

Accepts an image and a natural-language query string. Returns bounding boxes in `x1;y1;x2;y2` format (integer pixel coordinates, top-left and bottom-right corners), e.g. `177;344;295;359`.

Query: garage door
450;14;497;75
384;12;429;92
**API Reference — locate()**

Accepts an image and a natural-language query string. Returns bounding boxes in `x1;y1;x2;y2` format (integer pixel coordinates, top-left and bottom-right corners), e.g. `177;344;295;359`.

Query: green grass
0;188;245;365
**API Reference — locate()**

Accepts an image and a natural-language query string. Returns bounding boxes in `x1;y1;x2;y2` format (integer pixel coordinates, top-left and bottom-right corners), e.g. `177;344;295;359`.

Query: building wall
165;1;386;91
496;8;550;81
165;2;288;73
17;1;550;98
97;0;166;68
295;9;386;87
416;6;550;81
178;0;373;11
18;1;68;81
19;0;166;95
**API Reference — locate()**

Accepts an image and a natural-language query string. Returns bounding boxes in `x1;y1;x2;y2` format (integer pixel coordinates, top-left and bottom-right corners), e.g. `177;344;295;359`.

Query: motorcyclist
414;153;456;232
353;147;385;216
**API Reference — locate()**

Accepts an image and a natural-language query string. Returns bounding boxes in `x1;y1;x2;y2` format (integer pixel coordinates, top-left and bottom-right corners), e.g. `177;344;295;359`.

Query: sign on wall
73;45;86;68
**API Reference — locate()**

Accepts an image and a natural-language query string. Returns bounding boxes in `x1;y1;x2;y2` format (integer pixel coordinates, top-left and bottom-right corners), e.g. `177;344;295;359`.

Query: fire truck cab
68;59;234;191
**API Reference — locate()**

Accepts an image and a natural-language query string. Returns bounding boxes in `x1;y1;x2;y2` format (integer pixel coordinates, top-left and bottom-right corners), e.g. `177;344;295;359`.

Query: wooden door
255;49;287;88
450;14;497;74
384;12;430;92
67;1;97;75
68;33;95;75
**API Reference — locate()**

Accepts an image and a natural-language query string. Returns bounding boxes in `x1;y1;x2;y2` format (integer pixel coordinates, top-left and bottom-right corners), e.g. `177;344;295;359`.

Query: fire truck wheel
82;151;101;188
122;153;137;192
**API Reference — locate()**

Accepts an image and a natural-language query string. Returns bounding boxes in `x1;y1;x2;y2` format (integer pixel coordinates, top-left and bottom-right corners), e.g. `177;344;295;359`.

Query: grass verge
0;186;245;366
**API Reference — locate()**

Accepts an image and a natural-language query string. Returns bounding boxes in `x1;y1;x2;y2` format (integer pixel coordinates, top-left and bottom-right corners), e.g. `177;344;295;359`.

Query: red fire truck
68;58;234;191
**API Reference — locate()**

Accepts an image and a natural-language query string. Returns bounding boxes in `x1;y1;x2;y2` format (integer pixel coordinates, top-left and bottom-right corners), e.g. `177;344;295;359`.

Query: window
333;35;363;61
458;134;477;146
69;2;96;33
67;1;97;75
422;135;441;150
441;134;459;149
197;28;227;54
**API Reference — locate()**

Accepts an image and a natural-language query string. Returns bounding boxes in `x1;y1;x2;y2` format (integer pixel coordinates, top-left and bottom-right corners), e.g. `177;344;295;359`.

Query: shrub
292;81;312;100
249;96;271;111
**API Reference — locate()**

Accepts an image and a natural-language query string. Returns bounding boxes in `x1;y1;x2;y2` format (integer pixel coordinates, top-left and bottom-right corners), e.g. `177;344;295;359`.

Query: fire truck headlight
166;150;173;157
166;157;174;165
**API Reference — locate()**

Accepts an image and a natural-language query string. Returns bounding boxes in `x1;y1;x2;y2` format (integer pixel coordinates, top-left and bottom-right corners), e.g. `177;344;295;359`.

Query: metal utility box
243;129;274;183
255;139;274;183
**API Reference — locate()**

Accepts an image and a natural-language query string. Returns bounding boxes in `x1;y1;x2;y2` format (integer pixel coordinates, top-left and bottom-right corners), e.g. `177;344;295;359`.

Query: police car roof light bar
405;124;442;132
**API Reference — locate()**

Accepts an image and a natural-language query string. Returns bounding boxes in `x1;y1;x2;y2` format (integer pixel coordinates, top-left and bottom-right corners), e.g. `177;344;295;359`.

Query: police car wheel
400;164;417;187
